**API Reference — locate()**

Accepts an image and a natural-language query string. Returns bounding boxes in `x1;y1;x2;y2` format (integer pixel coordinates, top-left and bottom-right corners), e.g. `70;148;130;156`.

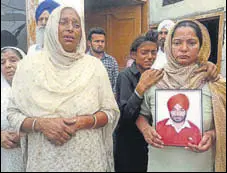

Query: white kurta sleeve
7;93;27;135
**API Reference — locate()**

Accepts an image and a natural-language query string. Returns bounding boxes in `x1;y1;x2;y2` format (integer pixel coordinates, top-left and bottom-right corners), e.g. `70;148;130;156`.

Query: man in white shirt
151;19;175;69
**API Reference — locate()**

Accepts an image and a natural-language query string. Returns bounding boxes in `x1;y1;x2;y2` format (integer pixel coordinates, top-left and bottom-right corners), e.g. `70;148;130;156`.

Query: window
163;0;184;6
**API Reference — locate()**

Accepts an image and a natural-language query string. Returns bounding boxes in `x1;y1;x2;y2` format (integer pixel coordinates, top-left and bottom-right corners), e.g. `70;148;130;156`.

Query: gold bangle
91;115;97;129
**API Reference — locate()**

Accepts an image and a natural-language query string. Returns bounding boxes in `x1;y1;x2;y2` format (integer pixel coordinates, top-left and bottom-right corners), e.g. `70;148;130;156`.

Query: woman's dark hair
130;30;158;52
1;48;23;59
87;27;106;41
171;20;203;48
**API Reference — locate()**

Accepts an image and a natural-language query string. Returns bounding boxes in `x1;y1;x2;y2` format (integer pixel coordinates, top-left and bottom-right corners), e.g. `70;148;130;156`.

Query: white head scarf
1;46;26;88
12;5;97;115
157;19;175;32
43;6;86;68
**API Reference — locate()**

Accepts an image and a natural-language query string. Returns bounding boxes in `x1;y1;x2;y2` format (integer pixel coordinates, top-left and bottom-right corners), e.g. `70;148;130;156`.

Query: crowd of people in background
1;0;226;172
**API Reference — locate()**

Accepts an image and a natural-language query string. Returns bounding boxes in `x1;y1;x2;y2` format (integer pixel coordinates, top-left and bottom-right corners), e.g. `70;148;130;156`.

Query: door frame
85;0;149;69
141;0;149;33
193;11;224;73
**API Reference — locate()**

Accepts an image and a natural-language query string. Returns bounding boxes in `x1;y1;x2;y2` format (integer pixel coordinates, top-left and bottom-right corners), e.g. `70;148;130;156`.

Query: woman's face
136;41;158;72
58;8;82;52
171;26;200;66
1;49;21;84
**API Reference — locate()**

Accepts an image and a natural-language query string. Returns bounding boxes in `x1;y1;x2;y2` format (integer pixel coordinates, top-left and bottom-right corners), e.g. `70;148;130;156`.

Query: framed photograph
155;89;203;147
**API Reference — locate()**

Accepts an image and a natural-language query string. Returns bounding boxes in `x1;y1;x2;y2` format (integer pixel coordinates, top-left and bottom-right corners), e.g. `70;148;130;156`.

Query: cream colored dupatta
9;6;119;171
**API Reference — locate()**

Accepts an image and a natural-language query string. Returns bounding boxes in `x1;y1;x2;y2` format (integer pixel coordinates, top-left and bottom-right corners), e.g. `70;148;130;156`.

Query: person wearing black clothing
114;32;164;172
114;29;219;172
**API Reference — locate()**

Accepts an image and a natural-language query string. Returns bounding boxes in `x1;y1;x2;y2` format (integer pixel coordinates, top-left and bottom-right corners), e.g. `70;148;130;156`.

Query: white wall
149;0;226;23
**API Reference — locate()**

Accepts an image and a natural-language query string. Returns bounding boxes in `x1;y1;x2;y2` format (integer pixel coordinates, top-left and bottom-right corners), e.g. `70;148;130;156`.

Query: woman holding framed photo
136;19;226;172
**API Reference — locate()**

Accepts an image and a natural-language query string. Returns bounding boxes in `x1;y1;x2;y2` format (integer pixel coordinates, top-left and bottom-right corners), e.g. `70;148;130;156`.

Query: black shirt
114;62;148;172
115;62;146;142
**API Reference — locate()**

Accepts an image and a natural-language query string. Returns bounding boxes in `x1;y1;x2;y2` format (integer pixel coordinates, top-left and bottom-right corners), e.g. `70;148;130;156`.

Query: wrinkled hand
63;117;80;134
142;126;164;148
63;115;93;133
185;130;215;153
1;131;20;149
136;69;164;96
37;118;76;146
194;62;220;82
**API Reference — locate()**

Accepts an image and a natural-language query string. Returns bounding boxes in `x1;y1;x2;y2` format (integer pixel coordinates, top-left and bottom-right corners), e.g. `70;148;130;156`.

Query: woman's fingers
186;135;212;153
63;120;77;136
1;132;20;149
5;140;18;149
63;118;77;125
61;131;71;141
48;133;67;146
151;129;162;140
41;118;77;146
145;128;164;148
151;141;164;148
147;137;164;148
194;64;207;74
8;133;20;143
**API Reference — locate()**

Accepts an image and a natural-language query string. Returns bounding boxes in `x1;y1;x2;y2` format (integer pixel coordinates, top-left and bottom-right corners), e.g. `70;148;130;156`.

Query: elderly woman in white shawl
7;6;120;172
1;46;26;172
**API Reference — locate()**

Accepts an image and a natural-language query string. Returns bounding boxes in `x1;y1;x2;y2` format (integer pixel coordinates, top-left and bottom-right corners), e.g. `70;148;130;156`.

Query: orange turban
167;93;189;111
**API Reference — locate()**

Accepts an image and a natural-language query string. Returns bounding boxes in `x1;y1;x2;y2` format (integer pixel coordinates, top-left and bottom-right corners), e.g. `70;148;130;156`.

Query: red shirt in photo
156;118;202;147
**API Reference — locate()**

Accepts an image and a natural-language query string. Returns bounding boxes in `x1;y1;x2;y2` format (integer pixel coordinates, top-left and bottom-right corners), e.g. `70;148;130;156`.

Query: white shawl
8;6;119;171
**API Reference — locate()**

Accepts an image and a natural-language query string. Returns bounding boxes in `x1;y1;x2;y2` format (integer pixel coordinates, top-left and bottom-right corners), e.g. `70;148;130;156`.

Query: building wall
149;0;226;77
149;0;225;23
48;0;84;17
1;0;27;52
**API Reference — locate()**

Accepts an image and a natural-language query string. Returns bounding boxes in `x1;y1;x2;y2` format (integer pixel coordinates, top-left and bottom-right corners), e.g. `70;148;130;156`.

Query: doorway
196;12;224;72
85;0;149;70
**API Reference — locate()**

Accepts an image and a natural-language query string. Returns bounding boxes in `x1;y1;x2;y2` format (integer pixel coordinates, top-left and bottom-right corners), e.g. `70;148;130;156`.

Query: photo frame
155;89;203;147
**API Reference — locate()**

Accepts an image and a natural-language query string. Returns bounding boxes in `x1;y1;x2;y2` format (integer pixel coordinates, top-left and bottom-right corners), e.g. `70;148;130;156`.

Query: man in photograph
156;93;202;146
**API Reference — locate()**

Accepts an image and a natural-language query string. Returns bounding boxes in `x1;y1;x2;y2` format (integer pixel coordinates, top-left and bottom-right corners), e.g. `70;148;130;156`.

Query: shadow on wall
1;28;27;53
1;30;18;48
